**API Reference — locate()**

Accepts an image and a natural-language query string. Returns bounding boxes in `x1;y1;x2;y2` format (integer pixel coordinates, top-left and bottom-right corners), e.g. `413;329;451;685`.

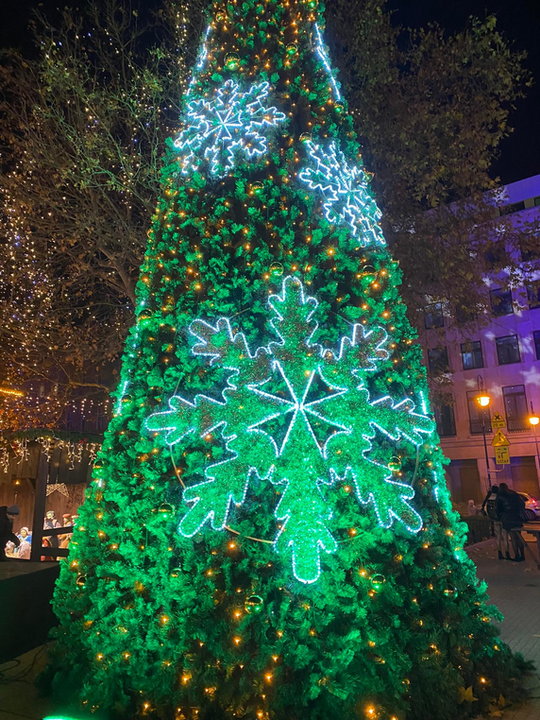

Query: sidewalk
469;537;540;719
0;539;539;720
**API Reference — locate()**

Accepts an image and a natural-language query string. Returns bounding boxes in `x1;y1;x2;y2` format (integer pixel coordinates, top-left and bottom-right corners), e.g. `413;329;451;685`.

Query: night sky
1;0;538;184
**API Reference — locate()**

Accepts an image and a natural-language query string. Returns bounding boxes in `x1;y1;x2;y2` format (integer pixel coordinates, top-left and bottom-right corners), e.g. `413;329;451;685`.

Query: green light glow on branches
147;276;434;583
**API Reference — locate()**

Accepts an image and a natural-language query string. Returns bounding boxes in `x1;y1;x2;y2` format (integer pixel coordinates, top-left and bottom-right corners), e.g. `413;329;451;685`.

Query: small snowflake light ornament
147;277;434;583
174;79;286;177
299;140;386;247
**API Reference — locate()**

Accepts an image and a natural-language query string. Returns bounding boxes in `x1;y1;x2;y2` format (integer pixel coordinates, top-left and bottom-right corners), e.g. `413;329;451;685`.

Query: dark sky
387;0;540;184
1;0;538;184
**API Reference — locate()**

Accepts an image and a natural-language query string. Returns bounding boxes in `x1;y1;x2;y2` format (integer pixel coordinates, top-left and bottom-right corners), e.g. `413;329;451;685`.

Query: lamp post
529;403;539;466
476;391;492;488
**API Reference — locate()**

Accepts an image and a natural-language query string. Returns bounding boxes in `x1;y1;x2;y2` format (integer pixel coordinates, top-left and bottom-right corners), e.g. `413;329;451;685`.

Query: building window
460;341;483;370
498;200;526;216
455;304;477;325
502;385;528;431
495;335;520;365
424;302;444;329
534;331;540;360
484;242;508;267
427;346;449;374
520;235;540;261
434;402;456;437
467;391;492;434
490;288;513;316
527;282;540;309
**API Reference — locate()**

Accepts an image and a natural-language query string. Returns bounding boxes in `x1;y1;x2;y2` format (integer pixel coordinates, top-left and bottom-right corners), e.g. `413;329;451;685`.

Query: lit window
495;335;520;365
460;341;483;370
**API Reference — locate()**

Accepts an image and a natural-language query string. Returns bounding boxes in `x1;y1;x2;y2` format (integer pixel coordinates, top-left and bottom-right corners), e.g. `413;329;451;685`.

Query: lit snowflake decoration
299;140;386;246
173;79;286;177
147;277;433;583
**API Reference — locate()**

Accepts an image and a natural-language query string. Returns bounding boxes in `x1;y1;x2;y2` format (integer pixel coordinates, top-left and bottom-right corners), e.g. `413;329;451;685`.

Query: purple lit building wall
420;175;540;509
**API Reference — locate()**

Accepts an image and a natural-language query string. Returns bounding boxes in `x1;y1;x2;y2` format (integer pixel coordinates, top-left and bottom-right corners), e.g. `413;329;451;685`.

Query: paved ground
469;536;540;719
0;538;539;720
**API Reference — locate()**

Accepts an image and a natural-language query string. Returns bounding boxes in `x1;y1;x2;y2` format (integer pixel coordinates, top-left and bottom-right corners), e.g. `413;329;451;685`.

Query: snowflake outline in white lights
174;79;286;177
147;277;433;583
299;140;386;246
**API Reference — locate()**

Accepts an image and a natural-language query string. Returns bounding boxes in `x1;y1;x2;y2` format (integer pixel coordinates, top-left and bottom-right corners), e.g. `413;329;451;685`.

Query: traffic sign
491;412;506;429
492;430;509;447
494;446;510;465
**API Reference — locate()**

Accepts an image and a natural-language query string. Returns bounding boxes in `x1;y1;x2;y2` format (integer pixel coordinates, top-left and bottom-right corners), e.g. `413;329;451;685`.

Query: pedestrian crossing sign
491;430;509;447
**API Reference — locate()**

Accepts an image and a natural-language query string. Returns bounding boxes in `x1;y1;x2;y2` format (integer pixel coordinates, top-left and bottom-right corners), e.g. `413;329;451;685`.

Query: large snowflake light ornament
299;140;386;247
147;277;434;583
173;79;286;177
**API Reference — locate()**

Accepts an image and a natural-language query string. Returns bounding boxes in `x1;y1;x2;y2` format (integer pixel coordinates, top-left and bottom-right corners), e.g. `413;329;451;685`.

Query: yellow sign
494;446;510;465
492;430;509;447
491;412;506;429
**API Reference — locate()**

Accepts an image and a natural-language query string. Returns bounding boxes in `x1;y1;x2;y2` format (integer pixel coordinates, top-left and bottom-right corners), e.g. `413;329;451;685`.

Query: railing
30;523;74;561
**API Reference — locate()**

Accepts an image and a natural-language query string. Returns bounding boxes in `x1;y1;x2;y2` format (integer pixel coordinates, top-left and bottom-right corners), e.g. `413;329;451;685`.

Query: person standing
0;505;21;561
496;483;526;562
16;527;32;559
481;485;511;560
44;510;60;549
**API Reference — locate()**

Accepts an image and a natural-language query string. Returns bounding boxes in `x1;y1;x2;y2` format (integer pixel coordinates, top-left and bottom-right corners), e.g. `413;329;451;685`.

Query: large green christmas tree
47;1;527;718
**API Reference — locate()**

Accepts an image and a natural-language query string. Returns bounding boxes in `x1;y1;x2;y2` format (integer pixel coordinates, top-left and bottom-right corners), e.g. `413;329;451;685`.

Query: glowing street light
476;389;492;488
529;403;539;463
476;393;491;408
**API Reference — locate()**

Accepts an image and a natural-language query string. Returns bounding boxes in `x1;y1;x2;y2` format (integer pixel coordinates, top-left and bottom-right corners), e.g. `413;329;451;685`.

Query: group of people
482;483;527;562
0;505;76;561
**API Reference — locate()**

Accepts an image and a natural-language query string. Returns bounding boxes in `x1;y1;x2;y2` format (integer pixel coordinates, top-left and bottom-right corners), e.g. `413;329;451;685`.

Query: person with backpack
481;485;511;560
496;483;526;562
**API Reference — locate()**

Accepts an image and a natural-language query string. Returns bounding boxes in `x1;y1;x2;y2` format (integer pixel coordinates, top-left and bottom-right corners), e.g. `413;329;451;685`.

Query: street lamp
476;391;492;488
529;403;539;463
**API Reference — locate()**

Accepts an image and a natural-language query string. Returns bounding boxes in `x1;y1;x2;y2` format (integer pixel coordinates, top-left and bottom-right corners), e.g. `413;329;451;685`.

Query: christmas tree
47;1;528;718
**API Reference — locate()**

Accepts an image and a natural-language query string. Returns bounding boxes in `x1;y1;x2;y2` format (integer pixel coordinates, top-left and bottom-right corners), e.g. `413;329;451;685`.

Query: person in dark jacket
496;483;526;562
0;505;20;560
481;485;511;560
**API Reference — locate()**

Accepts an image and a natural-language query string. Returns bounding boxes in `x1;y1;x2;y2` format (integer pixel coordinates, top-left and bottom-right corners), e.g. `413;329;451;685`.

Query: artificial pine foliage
46;1;529;718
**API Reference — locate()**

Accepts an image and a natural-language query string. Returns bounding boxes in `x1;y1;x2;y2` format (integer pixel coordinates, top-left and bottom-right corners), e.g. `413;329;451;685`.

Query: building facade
420;175;540;510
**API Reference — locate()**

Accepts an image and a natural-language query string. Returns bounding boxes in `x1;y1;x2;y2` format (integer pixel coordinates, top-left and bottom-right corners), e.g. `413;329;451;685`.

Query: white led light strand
313;22;342;101
299;140;386;246
147;277;434;583
174;79;286;177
